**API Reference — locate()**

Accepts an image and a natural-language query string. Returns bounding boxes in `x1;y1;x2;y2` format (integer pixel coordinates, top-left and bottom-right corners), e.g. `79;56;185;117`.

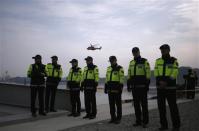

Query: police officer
67;59;82;117
81;56;99;119
127;47;151;128
45;56;63;113
27;55;47;117
194;71;198;87
104;56;124;124
154;44;181;131
184;69;197;99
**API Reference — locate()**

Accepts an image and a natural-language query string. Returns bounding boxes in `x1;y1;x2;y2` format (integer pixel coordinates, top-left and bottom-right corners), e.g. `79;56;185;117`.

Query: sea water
58;84;157;107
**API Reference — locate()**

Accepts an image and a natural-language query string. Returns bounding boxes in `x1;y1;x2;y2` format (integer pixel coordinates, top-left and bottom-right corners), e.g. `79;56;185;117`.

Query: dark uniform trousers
108;92;122;121
132;87;148;124
31;85;45;113
187;85;195;99
45;82;58;111
84;89;97;117
157;89;181;128
185;75;197;99
70;90;81;114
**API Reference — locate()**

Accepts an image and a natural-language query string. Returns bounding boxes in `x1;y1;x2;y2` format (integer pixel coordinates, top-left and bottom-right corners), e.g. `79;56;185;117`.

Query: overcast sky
0;0;199;77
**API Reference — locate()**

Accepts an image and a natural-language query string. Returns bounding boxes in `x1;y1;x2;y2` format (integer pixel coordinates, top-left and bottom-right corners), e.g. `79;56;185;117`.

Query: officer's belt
85;86;95;90
157;86;176;89
70;88;80;91
134;85;146;88
108;89;121;93
46;82;59;86
109;90;120;93
30;84;45;87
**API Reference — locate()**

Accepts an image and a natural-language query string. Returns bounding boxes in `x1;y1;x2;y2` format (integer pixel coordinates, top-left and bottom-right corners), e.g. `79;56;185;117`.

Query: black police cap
32;54;42;59
70;59;78;63
51;55;58;60
160;44;170;50
132;47;140;53
85;56;93;61
109;56;117;61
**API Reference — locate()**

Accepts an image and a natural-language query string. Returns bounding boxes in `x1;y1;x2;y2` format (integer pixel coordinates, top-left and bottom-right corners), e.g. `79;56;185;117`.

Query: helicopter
87;44;102;51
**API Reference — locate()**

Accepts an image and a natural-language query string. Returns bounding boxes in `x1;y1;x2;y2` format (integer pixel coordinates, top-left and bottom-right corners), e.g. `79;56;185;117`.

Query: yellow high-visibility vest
67;67;82;83
82;65;99;82
105;65;124;84
45;63;63;78
154;58;178;79
127;58;151;80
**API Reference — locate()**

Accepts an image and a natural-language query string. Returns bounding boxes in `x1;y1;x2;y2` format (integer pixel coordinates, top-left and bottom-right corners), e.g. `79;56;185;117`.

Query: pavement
0;94;198;131
64;99;199;131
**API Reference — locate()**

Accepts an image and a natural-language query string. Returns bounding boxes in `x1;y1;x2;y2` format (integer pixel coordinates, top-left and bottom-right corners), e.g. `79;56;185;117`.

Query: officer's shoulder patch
118;65;122;68
141;58;147;61
176;62;179;66
120;69;124;74
144;58;149;63
171;57;177;61
117;65;122;69
169;57;177;64
118;65;124;72
95;68;99;71
140;58;147;63
57;65;61;68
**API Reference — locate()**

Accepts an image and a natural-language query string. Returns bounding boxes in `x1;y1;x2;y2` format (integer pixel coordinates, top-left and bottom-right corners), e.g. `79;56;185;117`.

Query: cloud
0;0;198;77
173;1;199;24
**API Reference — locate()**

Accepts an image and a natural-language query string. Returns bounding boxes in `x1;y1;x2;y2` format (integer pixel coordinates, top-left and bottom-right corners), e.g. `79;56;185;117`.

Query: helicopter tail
99;47;102;50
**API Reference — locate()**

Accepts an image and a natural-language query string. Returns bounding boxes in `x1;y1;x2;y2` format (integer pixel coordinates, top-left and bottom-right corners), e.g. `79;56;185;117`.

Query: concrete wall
0;83;71;111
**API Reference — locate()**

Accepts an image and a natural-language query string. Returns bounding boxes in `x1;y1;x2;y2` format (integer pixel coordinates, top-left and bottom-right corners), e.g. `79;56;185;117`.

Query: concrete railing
0;83;71;111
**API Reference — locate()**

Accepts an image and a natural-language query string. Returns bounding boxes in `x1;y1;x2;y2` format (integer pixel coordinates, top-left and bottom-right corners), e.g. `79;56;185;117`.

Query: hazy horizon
0;0;199;77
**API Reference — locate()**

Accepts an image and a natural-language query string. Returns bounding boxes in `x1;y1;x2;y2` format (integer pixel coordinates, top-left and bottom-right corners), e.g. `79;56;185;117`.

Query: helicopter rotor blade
92;44;99;46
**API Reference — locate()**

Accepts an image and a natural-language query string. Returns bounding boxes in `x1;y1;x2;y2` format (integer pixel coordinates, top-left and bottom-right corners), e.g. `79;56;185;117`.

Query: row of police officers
27;44;180;131
27;55;63;117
